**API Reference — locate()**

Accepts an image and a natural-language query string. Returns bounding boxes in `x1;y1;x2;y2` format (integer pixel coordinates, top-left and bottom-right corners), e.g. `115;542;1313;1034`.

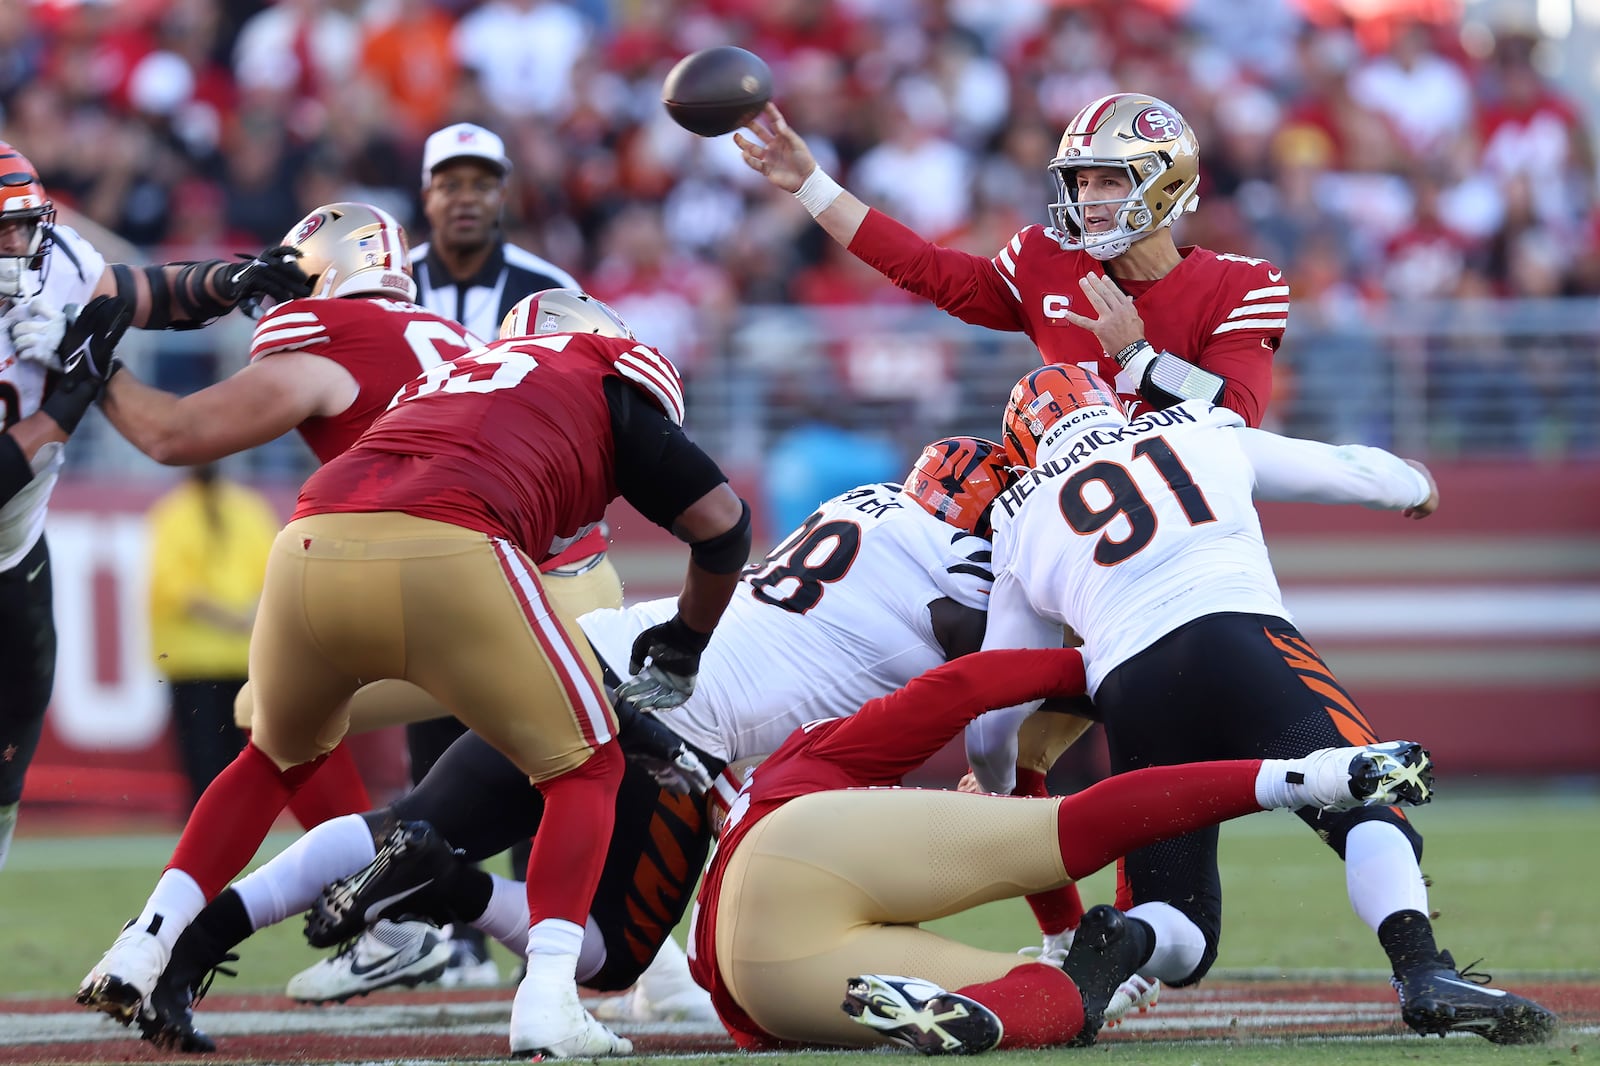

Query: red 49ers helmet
0;141;56;298
902;435;1016;539
1001;365;1127;468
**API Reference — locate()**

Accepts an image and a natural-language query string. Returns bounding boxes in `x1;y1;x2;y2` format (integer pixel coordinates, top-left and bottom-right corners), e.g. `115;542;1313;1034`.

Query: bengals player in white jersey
963;365;1555;1046
735;93;1285;427
0;140;307;872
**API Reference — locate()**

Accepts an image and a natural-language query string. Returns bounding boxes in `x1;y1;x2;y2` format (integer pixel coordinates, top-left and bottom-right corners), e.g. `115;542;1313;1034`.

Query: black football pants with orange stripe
1096;611;1423;985
394;728;712;990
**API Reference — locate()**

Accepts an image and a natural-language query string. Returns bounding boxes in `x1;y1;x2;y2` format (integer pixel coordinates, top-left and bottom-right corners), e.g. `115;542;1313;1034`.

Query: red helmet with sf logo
1001;365;1126;468
0;141;56;298
902;435;1016;539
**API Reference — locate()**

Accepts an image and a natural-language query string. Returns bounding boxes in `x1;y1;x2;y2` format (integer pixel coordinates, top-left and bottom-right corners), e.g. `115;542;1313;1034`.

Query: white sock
1255;757;1312;809
138;869;207;952
1126;901;1207;984
474;873;535;955
234;814;376;931
1345;820;1429;932
524;918;584;984
575;914;607;985
0;801;17;872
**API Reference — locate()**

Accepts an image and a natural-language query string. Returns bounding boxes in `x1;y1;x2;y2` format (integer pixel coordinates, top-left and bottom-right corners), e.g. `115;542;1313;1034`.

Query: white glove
9;298;68;370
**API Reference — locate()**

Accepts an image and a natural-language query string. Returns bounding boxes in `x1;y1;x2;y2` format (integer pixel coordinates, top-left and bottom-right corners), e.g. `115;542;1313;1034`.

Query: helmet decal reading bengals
1046;92;1200;261
0;142;57;298
1001;365;1127;468
281;202;416;303
902;435;1016;539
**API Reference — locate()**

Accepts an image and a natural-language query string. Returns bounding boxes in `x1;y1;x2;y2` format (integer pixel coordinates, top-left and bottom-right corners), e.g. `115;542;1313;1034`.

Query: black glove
614;696;716;795
41;296;133;433
221;244;313;317
616;614;712;711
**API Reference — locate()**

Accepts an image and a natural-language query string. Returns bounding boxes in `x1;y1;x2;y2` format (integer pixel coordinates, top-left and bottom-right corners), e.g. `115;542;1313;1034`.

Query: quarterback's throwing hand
616;615;712;711
733;103;814;193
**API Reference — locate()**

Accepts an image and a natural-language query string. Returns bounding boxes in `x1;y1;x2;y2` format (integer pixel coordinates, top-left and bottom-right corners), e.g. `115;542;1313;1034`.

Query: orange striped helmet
1002;365;1126;468
0;141;56;297
902;436;1016;539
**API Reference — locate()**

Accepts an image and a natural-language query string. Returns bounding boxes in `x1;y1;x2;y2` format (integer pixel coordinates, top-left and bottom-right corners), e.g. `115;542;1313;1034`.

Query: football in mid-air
662;46;773;137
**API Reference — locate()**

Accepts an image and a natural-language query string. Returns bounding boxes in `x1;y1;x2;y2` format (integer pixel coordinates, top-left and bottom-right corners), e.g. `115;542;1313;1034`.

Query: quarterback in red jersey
82;287;751;1060
687;647;1434;1053
735;93;1286;428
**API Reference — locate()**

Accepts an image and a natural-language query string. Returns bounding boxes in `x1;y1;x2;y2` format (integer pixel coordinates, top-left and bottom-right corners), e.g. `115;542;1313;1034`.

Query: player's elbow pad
689;499;753;574
1136;350;1225;409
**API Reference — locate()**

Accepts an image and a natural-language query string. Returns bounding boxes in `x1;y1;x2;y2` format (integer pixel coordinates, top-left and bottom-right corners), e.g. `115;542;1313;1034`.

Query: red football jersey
688;647;1087;1050
248;296;480;463
848;211;1287;427
294;333;684;564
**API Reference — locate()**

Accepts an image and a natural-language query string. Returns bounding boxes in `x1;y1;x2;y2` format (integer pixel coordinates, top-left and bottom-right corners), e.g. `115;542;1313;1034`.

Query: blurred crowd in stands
4;0;1598;459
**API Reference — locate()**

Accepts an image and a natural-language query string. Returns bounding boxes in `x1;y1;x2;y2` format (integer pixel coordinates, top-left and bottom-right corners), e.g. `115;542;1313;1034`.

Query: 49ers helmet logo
1133;105;1183;141
294;214;326;244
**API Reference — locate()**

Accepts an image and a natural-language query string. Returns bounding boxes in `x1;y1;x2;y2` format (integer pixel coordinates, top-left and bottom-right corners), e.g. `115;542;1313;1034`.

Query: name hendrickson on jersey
996;405;1200;519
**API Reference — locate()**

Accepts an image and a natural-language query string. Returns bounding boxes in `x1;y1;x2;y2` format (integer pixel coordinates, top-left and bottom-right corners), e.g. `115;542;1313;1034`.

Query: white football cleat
286;920;451;1003
512;973;633;1059
77;919;170;1025
1301;741;1434;811
1103;974;1160;1027
593;938;716;1023
842;974;1003;1055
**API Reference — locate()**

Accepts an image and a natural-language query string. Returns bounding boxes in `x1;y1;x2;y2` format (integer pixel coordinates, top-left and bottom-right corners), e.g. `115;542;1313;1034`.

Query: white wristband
793;167;844;218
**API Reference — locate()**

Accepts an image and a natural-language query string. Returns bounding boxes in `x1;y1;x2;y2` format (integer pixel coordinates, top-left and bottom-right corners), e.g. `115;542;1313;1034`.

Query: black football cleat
1059;904;1149;1047
1394;951;1558;1045
306;819;463;949
843;974;1003;1055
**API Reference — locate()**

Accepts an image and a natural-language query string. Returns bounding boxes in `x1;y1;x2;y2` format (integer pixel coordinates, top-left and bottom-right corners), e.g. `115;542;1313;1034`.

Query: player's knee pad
1313;804;1423;863
1126;900;1217;987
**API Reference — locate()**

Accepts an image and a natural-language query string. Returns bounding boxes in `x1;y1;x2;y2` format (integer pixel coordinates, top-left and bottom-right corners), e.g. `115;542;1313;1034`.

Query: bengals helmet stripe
1001;365;1127;469
902;435;1016;539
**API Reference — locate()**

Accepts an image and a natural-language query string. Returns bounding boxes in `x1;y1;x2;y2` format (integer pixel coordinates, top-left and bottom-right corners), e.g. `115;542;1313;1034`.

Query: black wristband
1114;340;1153;368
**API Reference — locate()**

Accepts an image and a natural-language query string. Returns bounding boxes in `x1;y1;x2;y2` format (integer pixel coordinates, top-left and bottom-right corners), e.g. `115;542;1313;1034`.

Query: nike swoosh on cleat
362;879;435;925
1434;976;1507;997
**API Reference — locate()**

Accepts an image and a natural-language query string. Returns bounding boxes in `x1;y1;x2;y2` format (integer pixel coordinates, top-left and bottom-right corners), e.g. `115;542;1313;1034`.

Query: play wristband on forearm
1117;340;1225;408
794;167;845;218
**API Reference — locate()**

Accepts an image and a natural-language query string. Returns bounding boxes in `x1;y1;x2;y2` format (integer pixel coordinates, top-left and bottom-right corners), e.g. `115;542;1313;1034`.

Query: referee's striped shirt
410;240;579;344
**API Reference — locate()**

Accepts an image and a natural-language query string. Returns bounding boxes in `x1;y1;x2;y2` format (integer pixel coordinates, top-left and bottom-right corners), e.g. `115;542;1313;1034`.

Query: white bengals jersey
984;401;1431;695
0;224;106;570
579;481;994;764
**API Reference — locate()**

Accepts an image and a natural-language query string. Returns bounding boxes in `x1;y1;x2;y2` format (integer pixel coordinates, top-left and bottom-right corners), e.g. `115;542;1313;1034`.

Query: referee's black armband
689;500;752;574
0;434;36;506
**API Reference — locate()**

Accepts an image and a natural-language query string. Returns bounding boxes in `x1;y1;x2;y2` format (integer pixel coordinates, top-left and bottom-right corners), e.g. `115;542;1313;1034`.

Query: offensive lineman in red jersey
734;92;1285;428
688;647;1434;1054
82;287;752;1058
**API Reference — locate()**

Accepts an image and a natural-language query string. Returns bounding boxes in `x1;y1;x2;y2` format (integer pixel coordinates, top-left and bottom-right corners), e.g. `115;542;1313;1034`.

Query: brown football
662;46;773;137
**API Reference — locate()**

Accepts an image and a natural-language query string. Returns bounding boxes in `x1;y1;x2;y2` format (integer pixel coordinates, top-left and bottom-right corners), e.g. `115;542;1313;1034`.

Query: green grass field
5;784;1597;1066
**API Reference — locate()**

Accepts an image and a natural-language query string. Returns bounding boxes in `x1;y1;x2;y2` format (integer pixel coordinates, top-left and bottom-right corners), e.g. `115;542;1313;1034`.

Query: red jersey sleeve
847;210;1030;333
1192;254;1287;428
249;300;332;361
792;648;1086;787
